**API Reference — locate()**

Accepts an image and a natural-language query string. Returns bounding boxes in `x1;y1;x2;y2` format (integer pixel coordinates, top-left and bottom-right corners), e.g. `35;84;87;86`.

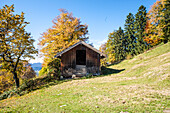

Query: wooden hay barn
55;41;105;77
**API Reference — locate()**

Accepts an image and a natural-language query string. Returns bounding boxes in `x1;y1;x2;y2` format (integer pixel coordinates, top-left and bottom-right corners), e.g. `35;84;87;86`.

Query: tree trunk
13;72;20;88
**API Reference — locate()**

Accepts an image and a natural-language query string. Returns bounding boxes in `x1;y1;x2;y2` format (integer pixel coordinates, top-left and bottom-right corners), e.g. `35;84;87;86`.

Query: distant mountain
30;63;42;71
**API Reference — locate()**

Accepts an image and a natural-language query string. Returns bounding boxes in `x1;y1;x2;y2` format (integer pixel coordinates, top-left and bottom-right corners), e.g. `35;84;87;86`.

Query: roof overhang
54;41;106;58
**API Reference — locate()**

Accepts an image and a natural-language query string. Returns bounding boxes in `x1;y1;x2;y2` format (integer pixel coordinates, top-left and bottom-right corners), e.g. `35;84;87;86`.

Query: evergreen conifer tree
124;13;136;56
163;0;170;43
134;5;148;54
113;30;120;62
115;27;125;61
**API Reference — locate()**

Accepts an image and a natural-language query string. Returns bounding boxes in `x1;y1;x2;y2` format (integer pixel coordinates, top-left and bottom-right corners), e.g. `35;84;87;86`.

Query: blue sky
0;0;156;63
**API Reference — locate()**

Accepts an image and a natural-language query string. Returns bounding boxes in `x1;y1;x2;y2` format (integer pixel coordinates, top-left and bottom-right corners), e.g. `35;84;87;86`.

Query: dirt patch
131;63;146;70
158;52;170;58
163;108;170;113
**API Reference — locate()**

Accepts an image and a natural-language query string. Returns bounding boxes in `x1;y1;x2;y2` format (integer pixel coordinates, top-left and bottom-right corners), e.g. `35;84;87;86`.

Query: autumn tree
145;0;170;45
0;5;38;88
99;43;107;66
105;32;116;64
145;0;165;45
39;9;88;67
0;70;14;94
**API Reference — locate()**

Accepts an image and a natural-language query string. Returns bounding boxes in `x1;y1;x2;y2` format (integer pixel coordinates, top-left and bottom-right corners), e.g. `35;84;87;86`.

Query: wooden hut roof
54;41;106;58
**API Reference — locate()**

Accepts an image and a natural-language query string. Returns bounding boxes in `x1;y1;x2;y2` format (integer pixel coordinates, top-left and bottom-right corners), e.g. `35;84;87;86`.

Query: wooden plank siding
60;44;100;77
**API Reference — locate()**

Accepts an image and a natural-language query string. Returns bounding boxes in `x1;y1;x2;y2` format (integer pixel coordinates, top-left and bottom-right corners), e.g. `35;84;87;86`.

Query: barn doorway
76;50;86;65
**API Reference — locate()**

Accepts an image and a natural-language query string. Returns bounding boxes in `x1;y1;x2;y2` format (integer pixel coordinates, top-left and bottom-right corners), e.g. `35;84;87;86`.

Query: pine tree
124;13;136;56
134;5;148;54
113;30;120;62
112;27;126;62
163;0;170;43
116;27;125;61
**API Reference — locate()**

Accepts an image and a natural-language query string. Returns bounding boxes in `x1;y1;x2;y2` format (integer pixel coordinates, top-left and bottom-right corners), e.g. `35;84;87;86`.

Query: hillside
0;43;170;112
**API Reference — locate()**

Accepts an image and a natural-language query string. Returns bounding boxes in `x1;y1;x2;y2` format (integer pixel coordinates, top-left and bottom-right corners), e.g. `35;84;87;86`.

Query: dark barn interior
76;50;86;65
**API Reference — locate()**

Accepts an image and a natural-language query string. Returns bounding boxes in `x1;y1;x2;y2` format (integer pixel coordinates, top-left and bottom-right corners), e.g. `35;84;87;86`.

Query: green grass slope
0;43;170;113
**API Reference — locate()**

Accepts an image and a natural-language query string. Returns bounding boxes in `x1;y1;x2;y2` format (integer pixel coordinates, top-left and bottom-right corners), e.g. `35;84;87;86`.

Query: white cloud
89;38;107;49
29;57;44;63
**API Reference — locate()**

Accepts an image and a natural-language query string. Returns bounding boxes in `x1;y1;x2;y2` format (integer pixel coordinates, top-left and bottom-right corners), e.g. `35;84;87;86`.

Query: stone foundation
62;65;100;77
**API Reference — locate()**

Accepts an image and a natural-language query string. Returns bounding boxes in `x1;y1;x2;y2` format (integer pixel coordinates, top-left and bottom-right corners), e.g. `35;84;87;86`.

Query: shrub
21;64;36;80
126;54;133;60
0;89;19;100
47;58;61;79
39;67;48;76
0;75;58;100
0;70;14;94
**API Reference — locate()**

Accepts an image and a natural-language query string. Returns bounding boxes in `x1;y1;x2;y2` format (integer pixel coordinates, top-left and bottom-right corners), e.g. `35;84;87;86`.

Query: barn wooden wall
61;44;100;77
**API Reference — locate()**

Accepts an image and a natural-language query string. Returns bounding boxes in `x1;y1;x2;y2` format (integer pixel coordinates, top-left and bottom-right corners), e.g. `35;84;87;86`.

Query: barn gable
55;41;105;77
54;41;105;58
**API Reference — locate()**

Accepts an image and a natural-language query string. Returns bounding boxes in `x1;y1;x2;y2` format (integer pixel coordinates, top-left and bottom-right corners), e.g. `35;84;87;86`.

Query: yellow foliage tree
39;9;89;66
0;69;14;94
105;32;116;64
99;43;107;66
145;0;167;45
0;5;38;88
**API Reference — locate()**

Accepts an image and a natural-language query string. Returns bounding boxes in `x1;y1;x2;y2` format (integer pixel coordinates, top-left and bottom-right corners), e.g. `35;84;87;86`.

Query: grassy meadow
0;42;170;112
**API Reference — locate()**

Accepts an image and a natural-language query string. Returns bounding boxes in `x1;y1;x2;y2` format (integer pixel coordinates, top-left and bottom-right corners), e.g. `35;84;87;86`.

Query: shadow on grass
0;67;125;100
101;67;125;76
107;59;125;67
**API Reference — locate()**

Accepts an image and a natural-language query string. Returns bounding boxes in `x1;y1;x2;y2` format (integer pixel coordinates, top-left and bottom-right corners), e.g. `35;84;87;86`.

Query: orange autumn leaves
39;9;88;66
144;0;167;46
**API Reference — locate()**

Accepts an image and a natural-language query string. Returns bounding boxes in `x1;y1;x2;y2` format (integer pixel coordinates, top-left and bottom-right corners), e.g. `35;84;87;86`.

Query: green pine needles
105;5;150;63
